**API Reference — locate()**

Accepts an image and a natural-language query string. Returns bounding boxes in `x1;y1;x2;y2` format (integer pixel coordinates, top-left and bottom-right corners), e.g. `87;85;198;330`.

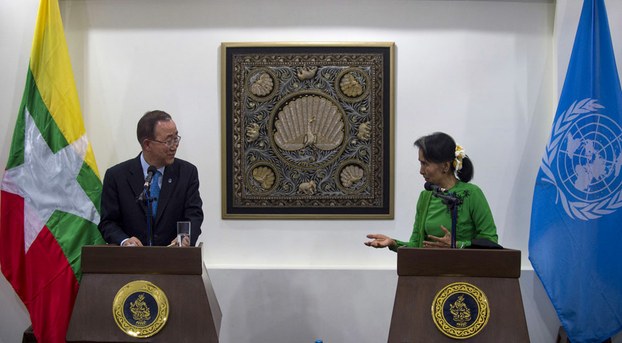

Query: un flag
529;1;622;342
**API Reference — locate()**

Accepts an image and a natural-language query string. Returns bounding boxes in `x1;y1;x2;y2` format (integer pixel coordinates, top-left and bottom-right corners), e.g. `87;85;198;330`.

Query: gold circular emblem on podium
431;282;489;339
112;280;169;338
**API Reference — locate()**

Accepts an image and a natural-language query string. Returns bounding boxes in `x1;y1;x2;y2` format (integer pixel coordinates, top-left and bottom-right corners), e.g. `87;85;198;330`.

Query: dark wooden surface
389;248;529;342
67;246;220;342
81;245;202;275
397;247;521;278
21;326;36;343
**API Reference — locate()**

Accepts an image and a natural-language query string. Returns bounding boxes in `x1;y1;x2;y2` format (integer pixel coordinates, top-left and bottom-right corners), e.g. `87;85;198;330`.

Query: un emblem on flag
112;280;169;338
431;282;490;339
541;98;622;220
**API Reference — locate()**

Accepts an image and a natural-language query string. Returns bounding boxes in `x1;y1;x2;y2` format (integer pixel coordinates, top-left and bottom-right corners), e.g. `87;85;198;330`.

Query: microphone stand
432;191;463;249
137;186;155;246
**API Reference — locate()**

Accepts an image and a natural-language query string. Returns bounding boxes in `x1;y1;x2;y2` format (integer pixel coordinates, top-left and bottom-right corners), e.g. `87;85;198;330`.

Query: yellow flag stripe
29;0;100;178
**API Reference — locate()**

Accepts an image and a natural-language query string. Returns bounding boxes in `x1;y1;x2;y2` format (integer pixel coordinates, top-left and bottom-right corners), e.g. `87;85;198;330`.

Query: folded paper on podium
67;245;221;342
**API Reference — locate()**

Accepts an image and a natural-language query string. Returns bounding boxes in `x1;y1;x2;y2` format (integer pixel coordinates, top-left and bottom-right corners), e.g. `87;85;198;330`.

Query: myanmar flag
0;0;105;342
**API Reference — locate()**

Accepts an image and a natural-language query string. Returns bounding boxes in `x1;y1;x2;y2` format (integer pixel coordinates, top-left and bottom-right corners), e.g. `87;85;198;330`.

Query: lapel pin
168;178;172;183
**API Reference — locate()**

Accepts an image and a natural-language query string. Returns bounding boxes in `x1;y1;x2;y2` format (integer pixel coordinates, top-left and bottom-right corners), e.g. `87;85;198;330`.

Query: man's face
143;119;179;168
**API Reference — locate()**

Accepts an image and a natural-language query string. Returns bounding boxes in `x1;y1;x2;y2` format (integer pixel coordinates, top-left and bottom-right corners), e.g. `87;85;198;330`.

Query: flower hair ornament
453;144;466;172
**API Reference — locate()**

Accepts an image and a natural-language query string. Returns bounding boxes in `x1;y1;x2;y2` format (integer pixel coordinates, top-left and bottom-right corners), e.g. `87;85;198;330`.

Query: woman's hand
423;225;451;248
365;234;396;249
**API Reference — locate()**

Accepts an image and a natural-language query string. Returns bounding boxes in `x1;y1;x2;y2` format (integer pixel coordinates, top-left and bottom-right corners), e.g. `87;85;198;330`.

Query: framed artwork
221;42;394;219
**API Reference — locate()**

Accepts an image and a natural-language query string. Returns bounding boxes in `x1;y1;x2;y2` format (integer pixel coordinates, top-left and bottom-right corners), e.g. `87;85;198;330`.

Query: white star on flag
1;109;100;252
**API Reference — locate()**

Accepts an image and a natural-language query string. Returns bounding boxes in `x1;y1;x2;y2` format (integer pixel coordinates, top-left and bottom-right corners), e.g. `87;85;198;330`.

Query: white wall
1;0;621;342
62;0;555;270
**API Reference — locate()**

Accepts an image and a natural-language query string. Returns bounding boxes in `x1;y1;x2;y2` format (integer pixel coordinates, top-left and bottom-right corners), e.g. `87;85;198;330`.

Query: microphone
136;166;158;203
424;182;462;249
144;165;157;189
424;182;462;205
424;182;448;193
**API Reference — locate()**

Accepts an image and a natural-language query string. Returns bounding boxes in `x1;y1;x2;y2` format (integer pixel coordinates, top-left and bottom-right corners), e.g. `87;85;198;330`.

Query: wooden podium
388;248;529;342
67;245;221;342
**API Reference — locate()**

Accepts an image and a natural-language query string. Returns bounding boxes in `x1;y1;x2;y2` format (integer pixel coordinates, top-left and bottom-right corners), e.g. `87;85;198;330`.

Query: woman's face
418;149;447;185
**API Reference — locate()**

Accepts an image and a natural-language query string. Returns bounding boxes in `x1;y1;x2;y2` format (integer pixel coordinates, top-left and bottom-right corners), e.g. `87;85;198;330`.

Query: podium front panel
67;246;220;342
389;248;529;342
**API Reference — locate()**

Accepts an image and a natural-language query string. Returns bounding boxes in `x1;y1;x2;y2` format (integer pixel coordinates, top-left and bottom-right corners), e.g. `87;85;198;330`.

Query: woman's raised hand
364;234;396;249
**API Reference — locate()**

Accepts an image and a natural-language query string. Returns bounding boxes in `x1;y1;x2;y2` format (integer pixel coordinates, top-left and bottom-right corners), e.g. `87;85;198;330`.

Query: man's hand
169;235;190;247
122;237;143;247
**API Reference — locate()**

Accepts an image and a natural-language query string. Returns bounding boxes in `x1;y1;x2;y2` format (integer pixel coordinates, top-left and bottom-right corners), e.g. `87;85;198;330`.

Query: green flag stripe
46;211;105;281
26;68;70;153
6;92;27;169
7;68;70;171
77;161;102;214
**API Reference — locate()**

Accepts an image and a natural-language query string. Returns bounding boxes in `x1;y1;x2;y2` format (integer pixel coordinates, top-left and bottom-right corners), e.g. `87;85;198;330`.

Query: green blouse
392;181;498;250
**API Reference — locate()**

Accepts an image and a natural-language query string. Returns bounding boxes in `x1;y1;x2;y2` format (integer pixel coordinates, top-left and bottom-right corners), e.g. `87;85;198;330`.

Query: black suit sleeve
183;164;203;246
99;167;131;245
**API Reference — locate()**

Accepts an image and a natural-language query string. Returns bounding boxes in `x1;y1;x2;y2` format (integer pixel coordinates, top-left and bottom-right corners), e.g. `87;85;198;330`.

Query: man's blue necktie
150;170;161;216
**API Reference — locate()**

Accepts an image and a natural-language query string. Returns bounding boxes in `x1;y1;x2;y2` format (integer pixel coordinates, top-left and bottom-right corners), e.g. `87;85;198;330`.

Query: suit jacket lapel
129;155;148;215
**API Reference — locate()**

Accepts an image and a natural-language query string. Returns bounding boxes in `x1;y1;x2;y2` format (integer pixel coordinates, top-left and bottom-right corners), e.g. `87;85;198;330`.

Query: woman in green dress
365;132;498;250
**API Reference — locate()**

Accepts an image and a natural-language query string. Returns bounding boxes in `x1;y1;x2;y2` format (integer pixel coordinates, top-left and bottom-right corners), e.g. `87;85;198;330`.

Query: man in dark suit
99;110;203;246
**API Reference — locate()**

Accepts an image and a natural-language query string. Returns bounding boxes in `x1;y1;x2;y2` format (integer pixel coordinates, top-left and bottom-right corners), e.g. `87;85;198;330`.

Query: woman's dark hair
414;132;474;182
137;110;172;146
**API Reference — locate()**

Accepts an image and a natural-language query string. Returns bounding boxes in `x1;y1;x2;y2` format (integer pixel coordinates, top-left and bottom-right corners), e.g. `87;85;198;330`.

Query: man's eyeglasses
150;135;181;148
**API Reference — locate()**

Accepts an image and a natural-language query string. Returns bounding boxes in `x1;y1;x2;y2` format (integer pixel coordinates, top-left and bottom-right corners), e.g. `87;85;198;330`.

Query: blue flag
529;1;622;342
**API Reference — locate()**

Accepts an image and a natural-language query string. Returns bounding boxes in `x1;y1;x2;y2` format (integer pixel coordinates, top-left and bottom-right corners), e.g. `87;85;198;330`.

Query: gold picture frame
221;42;394;219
